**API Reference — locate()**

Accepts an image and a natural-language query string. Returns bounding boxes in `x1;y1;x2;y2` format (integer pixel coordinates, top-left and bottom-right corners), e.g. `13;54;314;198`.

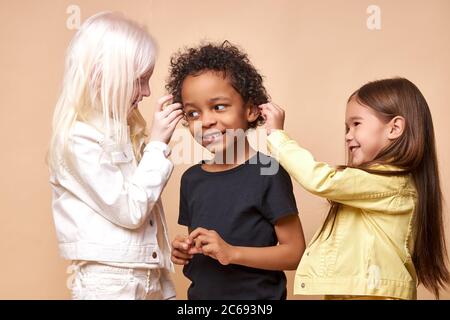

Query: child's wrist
229;246;241;265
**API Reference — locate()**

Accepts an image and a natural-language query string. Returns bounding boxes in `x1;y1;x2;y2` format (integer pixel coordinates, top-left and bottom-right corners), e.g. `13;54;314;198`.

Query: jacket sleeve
267;130;414;213
61;130;173;229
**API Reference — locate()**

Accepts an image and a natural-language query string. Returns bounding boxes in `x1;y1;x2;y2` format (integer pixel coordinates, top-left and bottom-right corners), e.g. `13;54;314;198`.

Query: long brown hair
316;78;449;298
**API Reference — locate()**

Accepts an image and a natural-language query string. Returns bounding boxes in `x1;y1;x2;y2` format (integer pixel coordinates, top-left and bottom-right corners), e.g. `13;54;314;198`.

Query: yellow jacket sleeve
267;130;414;214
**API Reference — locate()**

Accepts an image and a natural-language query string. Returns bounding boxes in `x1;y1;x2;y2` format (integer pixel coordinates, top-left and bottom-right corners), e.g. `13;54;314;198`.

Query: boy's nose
202;111;217;127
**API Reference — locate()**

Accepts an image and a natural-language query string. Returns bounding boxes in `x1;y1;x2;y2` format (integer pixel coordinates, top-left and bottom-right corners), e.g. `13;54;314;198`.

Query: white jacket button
152;252;157;259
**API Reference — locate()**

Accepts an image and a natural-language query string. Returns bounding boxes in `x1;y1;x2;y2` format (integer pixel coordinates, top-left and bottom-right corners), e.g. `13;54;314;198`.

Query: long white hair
48;11;156;174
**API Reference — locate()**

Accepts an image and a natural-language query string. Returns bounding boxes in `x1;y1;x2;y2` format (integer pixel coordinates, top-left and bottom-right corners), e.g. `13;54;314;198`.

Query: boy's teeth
204;132;221;139
202;132;223;144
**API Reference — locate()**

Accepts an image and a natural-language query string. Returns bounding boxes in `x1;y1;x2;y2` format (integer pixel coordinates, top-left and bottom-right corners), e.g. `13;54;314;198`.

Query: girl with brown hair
260;78;449;299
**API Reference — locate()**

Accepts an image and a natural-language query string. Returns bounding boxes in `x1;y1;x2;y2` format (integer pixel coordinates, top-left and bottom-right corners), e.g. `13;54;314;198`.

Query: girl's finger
271;103;285;114
161;102;183;117
164;109;183;123
266;103;279;112
259;109;268;118
156;95;174;112
169;114;184;128
166;109;184;124
261;110;274;119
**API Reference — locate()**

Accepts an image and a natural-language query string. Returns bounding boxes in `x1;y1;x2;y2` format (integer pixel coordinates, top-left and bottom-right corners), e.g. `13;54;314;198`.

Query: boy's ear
387;116;405;140
246;104;260;123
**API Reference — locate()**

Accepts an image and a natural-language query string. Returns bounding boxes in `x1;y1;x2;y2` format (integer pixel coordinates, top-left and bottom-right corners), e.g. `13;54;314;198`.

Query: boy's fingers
171;257;188;265
172;240;188;251
172;250;193;260
189;227;209;241
174;234;187;241
194;238;201;249
188;247;202;255
195;235;209;248
201;244;214;255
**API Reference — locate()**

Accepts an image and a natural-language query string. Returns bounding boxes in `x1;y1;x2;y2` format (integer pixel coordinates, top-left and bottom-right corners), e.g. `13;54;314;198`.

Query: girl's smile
345;98;392;166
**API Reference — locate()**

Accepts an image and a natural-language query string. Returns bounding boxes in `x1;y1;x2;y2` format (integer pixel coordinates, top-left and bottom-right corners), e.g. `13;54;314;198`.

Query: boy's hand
171;235;195;265
258;103;285;135
149;95;184;144
188;228;237;266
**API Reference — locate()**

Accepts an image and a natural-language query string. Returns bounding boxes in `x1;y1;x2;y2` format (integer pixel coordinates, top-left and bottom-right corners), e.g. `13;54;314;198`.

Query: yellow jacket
267;130;417;300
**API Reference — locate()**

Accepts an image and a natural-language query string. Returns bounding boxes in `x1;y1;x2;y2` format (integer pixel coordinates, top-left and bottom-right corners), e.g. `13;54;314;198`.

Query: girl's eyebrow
348;116;363;121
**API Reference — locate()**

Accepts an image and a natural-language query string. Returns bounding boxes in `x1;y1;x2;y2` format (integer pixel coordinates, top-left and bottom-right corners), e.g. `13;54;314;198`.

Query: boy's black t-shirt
178;152;298;300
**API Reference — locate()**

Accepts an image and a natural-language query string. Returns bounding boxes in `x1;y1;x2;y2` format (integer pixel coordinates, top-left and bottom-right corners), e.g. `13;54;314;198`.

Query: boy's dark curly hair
166;41;269;128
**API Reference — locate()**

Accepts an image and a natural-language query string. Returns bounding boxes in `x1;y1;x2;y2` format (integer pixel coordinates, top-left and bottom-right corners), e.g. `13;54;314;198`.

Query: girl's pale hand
149;95;184;144
188;228;236;266
258;103;285;135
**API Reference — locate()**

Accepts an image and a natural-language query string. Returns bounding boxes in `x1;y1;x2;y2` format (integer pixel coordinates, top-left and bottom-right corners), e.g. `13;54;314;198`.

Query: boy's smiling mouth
202;129;224;145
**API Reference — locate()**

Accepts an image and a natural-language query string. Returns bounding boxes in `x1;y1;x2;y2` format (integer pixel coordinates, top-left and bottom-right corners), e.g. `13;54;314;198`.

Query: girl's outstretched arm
259;103;415;213
188;214;305;271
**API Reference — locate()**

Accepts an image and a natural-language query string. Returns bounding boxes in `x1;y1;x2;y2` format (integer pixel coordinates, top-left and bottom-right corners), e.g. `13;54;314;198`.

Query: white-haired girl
48;12;183;300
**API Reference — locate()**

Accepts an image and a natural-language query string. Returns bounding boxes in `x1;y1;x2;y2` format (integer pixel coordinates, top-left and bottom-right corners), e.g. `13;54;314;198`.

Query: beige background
0;0;449;299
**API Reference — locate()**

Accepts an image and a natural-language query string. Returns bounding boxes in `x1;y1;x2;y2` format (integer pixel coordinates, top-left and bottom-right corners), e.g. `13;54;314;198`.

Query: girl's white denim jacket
50;121;175;299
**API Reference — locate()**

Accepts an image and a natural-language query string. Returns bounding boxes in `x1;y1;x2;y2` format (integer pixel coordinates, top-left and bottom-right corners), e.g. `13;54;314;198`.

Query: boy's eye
185;111;199;120
214;105;226;111
354;121;361;127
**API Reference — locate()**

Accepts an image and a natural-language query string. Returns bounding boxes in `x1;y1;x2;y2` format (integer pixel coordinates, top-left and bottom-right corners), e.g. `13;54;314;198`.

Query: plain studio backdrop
0;0;449;299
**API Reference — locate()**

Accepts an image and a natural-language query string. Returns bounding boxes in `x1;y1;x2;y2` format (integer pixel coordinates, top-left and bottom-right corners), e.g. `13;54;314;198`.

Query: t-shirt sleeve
260;163;298;224
178;174;191;227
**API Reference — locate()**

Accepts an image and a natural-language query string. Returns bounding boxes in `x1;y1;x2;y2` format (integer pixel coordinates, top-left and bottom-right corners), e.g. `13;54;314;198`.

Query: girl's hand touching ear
188;228;237;266
258;103;285;135
149;95;184;144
